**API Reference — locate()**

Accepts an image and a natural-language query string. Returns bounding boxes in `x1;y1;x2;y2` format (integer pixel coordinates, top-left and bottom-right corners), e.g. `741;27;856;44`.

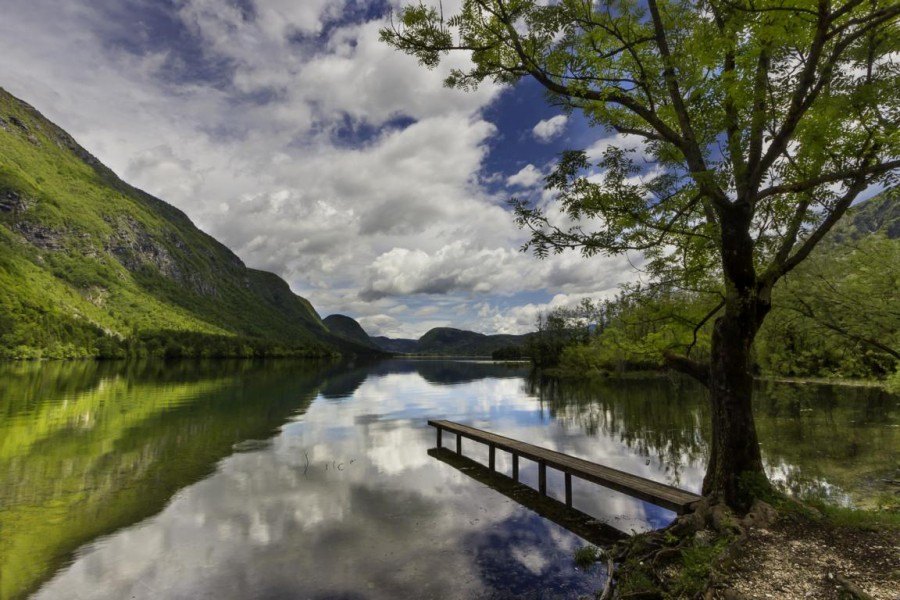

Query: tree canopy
383;0;899;326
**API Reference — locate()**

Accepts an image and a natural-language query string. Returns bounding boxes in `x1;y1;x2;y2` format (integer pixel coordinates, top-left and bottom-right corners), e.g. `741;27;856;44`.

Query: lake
1;359;896;600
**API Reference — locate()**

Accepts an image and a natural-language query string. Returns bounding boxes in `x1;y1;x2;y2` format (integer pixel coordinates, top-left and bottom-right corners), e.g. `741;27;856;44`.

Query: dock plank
428;419;701;514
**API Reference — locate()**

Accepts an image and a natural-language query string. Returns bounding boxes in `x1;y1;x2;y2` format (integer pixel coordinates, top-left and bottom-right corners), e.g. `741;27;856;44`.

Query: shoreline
538;366;893;390
1;355;894;391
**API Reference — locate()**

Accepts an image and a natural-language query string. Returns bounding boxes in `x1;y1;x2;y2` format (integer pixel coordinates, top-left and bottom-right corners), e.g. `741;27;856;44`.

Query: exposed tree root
583;496;897;599
833;574;876;600
596;498;779;599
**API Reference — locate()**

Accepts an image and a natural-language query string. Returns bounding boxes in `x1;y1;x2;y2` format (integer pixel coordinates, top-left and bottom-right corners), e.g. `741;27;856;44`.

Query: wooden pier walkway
428;419;701;514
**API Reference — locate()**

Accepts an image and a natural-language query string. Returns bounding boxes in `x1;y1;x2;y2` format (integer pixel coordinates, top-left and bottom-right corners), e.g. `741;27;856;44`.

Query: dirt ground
719;515;899;599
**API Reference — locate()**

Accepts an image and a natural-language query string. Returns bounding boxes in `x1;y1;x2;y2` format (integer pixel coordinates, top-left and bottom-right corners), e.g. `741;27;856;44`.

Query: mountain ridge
323;315;530;356
0;86;375;358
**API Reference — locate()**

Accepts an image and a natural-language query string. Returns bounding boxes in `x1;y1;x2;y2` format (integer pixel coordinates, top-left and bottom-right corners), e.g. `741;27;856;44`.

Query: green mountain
327;312;531;356
414;327;530;356
755;187;900;379
370;335;419;354
830;186;900;243
323;314;381;351
371;327;530;356
0;87;369;359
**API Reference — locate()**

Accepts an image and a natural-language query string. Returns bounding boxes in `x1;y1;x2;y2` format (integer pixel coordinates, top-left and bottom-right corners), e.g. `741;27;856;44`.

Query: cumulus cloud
585;132;651;162
532;115;567;142
507;164;543;188
361;242;532;300
0;0;639;338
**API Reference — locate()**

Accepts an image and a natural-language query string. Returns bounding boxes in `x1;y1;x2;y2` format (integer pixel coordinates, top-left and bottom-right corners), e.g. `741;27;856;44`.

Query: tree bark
702;302;768;509
702;202;770;509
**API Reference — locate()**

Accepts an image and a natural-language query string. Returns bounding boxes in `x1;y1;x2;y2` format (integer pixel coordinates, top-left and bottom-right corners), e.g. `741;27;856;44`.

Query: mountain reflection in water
0;359;895;600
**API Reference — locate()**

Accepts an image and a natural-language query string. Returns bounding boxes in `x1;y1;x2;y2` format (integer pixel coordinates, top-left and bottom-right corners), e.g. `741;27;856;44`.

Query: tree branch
687;299;726;358
789;299;900;360
664;352;710;387
764;175;870;283
757;159;900;200
646;0;714;182
753;1;830;188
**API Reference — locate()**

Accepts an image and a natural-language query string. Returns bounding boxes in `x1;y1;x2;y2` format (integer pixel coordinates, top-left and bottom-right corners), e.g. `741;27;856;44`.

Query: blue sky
0;0;638;337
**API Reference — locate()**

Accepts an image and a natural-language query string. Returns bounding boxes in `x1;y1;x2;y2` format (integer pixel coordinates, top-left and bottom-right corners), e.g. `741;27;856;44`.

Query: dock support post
512;454;519;482
565;473;572;507
489;444;495;471
456;433;462;454
436;427;442;449
539;462;547;495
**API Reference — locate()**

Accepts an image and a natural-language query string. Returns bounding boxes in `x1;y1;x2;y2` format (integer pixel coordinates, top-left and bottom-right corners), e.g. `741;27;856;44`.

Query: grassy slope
0;87;345;358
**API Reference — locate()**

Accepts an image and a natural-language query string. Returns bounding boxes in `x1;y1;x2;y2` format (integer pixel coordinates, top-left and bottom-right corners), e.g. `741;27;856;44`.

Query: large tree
382;0;899;507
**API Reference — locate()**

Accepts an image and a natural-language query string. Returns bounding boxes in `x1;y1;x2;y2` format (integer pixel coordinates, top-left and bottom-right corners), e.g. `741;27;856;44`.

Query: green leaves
758;222;900;378
380;4;453;69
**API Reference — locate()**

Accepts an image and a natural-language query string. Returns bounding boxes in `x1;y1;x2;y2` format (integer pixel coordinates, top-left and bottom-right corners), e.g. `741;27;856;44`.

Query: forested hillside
0;88;355;359
413;327;530;356
322;315;382;351
756;188;899;379
535;188;899;382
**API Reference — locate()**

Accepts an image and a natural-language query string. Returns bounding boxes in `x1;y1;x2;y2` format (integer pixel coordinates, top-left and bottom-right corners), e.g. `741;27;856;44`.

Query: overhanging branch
664;352;710;387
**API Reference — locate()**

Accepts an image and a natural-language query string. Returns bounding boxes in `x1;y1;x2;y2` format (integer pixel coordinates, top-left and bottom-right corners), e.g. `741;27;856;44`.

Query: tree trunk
702;305;768;509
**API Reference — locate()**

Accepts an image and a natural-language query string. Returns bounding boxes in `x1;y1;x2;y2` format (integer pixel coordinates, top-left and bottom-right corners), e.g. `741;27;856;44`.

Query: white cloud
585;132;650;162
507;164;543;188
532;114;568;142
361;242;529;300
469;288;627;335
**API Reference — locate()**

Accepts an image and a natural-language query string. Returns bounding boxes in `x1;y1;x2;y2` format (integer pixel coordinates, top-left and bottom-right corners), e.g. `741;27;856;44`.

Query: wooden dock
428;419;701;514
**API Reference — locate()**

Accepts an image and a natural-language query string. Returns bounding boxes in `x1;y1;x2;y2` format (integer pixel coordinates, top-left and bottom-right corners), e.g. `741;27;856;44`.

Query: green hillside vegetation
323;314;381;351
537;189;900;383
414;327;530;356
0;88;357;359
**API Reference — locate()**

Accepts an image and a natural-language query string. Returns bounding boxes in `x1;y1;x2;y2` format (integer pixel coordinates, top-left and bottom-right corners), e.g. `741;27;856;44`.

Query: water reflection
0;360;328;600
752;379;899;504
428;448;627;545
0;359;895;600
527;374;899;506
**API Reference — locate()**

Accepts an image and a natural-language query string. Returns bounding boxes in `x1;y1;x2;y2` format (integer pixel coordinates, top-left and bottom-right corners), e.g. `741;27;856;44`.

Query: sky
0;0;642;338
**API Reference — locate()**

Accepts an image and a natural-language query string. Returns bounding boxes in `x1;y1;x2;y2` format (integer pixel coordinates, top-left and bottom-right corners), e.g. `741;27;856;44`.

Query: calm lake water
1;359;897;600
